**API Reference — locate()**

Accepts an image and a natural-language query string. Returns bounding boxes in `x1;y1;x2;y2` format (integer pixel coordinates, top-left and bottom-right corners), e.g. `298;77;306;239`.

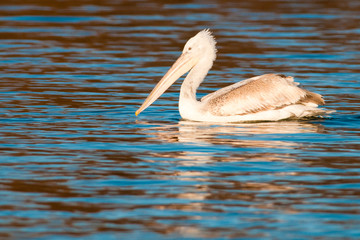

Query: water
0;0;360;239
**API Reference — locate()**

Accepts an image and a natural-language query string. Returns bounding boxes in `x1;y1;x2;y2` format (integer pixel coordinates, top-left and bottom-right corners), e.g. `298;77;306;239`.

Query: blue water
0;1;360;239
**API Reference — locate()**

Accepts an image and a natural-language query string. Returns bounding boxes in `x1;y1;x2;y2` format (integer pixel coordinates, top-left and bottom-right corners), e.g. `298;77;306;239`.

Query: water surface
0;0;360;239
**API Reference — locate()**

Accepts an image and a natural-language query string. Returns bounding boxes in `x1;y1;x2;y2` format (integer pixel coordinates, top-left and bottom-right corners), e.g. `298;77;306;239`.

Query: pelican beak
135;52;197;116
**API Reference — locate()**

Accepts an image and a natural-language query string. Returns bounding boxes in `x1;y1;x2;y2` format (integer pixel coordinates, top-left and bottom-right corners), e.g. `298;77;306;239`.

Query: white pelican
135;29;329;122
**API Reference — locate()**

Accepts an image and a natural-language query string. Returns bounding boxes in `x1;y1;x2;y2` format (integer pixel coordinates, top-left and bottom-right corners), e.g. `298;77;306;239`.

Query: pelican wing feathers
203;74;324;116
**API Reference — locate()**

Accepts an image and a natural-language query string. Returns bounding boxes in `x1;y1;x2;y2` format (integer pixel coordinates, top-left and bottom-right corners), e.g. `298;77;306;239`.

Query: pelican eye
188;47;192;51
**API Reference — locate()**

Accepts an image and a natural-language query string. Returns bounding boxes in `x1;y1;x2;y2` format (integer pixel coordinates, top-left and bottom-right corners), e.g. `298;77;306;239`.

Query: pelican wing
203;74;324;116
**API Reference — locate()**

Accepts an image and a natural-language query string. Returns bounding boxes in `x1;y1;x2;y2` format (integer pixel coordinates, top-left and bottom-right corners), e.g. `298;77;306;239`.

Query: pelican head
135;29;217;116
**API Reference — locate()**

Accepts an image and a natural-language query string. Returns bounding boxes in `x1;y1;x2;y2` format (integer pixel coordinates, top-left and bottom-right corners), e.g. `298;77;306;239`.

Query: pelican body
136;29;329;122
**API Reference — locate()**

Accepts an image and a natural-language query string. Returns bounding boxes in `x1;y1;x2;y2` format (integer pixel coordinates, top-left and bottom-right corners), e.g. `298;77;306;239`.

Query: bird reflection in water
139;120;324;149
133;120;325;237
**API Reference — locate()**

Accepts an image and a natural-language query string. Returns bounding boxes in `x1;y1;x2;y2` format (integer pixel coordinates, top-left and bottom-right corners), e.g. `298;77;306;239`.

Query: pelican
135;29;330;122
